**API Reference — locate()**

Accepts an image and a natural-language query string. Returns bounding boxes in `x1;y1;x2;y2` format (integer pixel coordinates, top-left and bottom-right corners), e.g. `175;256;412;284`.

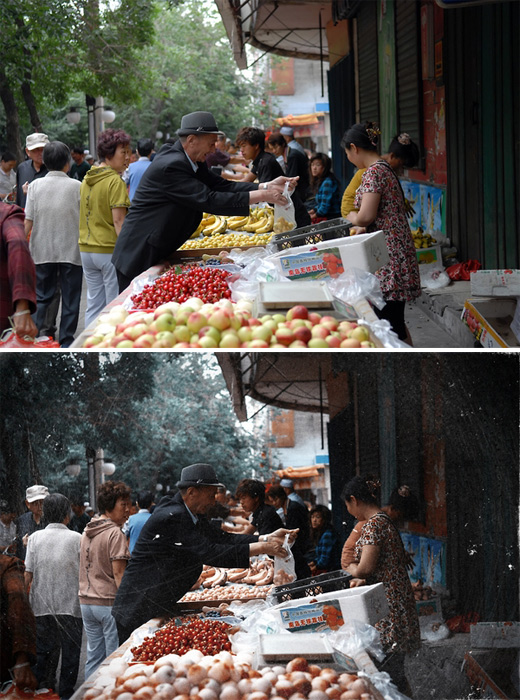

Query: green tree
0;353;265;509
0;0;156;158
115;0;271;144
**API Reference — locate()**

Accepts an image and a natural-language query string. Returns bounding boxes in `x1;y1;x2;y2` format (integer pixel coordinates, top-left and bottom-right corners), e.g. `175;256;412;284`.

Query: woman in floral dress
341;123;421;344
342;475;420;696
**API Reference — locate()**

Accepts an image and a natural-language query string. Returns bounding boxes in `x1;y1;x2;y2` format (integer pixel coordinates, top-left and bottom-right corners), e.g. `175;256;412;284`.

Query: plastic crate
271;569;351;604
270;218;353;251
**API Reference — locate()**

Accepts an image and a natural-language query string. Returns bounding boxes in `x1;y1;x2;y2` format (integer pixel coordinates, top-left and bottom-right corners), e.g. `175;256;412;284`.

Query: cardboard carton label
278;247;344;280
279;600;344;633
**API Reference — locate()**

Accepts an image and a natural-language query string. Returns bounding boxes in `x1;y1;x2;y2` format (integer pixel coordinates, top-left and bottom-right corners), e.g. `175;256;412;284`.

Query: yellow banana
227;217;249;230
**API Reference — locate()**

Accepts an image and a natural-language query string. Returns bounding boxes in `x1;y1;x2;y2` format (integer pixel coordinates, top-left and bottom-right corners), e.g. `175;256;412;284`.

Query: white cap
26;485;49;503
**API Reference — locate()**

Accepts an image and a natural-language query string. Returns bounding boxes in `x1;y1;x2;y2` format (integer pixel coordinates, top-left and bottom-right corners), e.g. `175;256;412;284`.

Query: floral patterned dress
355;512;420;654
354;160;421;302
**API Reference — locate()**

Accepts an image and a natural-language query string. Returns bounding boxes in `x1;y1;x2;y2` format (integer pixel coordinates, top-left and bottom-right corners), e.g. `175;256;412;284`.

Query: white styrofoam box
470;270;520;297
273;582;389;632
266;231;389;280
259;633;333;662
469;622;520;649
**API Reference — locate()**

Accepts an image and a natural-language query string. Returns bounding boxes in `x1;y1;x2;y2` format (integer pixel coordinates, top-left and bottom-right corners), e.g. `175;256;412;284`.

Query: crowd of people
0;114;421;345
1;470;421;697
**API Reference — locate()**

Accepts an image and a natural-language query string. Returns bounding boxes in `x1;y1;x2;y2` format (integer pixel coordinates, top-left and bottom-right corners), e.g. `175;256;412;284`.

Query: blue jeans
80;252;119;329
34;263;83;347
80;604;119;680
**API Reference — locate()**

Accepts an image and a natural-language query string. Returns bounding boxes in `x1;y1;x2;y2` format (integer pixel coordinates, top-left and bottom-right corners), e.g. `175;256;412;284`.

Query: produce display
179;583;273;603
179;209;275;250
130;618;233;661
82;299;378;349
197;560;274;589
411;226;437;249
131;266;232;309
83;649;384;700
411;579;437;601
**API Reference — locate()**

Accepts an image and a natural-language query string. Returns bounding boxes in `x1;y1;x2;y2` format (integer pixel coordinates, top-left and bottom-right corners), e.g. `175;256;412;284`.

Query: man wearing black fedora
112;463;296;643
112;111;299;292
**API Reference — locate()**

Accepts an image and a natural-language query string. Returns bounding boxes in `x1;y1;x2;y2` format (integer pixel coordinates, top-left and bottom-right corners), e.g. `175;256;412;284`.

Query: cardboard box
416;244;442;267
470;270;520;297
273;582;389;632
470;622;520;649
266;231;389;281
415;596;442;621
462;298;520;348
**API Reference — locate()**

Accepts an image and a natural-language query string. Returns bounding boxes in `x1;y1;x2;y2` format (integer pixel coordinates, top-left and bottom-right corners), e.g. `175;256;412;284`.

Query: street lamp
65;447;116;513
66;96;117;159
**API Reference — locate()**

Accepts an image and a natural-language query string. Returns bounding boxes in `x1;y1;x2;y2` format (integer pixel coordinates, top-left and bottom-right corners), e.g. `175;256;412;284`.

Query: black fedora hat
177;111;223;137
176;463;224;488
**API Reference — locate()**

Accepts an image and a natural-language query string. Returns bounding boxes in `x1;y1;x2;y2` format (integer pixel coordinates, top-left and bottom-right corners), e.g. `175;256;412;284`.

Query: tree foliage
0;0;156;157
0;353;264;511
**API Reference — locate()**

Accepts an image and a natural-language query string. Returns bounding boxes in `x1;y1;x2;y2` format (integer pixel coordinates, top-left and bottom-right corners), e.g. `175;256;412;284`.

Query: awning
275;112;325;127
275;466;321;478
215;1;332;69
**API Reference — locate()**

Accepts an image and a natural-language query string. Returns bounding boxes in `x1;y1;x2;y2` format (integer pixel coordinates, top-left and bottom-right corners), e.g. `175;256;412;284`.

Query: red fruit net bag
0;685;60;700
0;330;60;349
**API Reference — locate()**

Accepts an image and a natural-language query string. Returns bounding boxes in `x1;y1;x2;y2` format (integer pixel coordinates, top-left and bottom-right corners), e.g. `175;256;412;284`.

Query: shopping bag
445;260;481;281
273;533;296;585
273;181;296;234
0;330;60;348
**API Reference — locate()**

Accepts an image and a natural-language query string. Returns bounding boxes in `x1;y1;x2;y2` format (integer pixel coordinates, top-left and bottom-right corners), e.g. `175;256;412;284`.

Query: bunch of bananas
411;226;437;249
190;207;275;239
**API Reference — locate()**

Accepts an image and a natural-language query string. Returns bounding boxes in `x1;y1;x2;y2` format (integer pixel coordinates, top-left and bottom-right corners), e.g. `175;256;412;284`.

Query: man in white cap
112;111;299;292
15;485;50;560
280;477;306;508
280;126;307;156
16;133;50;209
112;463;297;642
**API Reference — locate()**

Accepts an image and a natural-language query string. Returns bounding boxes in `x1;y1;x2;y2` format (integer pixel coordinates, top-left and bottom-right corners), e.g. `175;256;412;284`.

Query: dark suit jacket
112;491;257;630
112;140;258;281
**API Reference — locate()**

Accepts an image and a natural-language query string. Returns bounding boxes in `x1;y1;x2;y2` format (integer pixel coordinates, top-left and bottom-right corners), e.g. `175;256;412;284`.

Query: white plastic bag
273;533;296;585
273;181;296;233
326;267;386;311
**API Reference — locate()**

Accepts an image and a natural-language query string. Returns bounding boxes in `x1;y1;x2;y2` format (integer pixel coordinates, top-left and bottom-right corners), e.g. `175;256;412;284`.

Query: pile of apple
82;299;377;349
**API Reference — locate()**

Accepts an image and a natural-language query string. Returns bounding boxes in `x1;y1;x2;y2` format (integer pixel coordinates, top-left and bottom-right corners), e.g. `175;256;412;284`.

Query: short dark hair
97;480;131;514
137;138;154;158
341;122;380;153
235;478;265;504
267;133;286;150
235;127;265;150
43;493;71;524
97;129;131;160
1;151;16;163
387;134;420;169
43;141;71;171
137;491;153;509
0;499;15;515
387;485;420;520
341;475;381;505
71;146;85;156
266;485;287;503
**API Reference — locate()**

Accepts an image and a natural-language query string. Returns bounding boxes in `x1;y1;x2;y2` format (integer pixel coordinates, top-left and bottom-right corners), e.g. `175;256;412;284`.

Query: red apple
187;312;208;334
198;335;218;348
293;326;312;344
275;327;295;346
208;310;231;331
123;323;149;341
154;312;176;333
307;338;329;348
340;338;362;348
133;334;155;348
326;335;341;348
308;312;322;325
251;325;273;343
249;339;269;348
311;325;329;340
288;340;308;348
286;305;309;321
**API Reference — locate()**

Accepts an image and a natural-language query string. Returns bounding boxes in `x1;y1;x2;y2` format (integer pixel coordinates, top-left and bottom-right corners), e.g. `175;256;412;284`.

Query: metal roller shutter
356;1;379;125
395;0;424;165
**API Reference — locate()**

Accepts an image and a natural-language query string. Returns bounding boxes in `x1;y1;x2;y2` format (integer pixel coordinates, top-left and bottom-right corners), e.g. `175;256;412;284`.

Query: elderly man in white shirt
25;494;82;700
24;141;83;347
